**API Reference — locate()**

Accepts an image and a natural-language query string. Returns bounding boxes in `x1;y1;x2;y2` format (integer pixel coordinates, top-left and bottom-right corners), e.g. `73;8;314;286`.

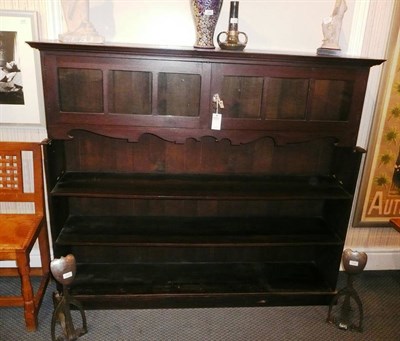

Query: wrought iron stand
50;254;87;341
327;248;367;332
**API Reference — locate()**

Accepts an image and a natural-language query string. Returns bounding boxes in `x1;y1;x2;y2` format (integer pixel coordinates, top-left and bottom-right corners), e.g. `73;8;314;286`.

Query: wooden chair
0;141;51;331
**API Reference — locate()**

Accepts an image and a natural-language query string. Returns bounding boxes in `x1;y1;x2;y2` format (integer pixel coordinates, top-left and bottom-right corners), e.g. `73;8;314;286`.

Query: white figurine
59;0;104;43
319;0;347;51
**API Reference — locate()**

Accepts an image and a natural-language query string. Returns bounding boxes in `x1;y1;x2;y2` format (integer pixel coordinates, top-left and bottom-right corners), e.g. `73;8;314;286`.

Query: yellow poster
362;49;400;223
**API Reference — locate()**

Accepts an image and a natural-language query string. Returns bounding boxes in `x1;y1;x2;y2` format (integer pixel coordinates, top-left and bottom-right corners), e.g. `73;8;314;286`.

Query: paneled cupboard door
210;64;364;145
46;55;211;130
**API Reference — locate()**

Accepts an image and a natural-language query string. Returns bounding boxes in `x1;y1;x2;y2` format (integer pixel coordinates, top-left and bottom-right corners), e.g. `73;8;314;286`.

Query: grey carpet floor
0;271;399;341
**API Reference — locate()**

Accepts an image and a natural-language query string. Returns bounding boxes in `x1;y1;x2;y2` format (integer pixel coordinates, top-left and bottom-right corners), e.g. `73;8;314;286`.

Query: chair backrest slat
0;142;44;215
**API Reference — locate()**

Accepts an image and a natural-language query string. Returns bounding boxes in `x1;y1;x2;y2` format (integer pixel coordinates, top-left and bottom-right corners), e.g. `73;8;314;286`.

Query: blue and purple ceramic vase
191;0;223;49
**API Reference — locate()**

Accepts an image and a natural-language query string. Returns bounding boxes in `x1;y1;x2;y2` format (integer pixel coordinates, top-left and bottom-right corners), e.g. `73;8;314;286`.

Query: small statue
59;0;104;43
317;0;347;55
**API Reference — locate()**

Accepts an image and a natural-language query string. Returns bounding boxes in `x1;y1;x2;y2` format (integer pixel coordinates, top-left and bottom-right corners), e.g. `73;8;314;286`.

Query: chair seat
0;214;44;252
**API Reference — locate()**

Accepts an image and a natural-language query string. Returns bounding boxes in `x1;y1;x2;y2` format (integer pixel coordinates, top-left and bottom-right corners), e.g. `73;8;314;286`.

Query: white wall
89;0;351;53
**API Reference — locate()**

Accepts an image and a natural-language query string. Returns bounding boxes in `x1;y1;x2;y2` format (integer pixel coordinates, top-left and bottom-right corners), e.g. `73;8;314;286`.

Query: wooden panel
63;132;335;175
56;215;341;246
58;68;103;112
109;70;152;115
310;80;353;121
265;78;309;120
158;73;201;117
221;76;264;118
68;198;324;217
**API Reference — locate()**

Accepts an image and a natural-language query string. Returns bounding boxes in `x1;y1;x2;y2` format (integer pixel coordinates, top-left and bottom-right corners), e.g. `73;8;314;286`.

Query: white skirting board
362;250;400;270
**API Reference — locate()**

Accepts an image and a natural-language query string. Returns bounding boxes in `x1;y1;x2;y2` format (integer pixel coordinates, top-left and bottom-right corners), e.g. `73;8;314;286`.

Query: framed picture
353;26;400;227
0;10;44;125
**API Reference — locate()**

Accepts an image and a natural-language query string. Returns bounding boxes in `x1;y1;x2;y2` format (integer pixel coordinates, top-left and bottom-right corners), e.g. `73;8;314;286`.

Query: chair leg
38;220;51;275
16;253;38;331
34;221;51;311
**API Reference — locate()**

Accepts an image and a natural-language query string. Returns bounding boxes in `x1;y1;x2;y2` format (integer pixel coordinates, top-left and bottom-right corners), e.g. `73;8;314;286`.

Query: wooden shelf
69;262;334;308
56;215;342;247
51;172;352;200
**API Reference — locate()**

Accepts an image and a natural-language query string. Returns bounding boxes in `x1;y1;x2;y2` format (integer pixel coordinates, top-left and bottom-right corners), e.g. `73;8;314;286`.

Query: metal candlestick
217;1;248;50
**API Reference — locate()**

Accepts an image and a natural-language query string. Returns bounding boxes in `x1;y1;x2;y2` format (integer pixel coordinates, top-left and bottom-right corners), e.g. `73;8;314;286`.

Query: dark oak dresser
29;41;383;309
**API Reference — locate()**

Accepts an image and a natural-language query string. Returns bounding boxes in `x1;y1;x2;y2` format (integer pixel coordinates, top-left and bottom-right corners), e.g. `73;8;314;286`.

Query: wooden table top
389;218;400;233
